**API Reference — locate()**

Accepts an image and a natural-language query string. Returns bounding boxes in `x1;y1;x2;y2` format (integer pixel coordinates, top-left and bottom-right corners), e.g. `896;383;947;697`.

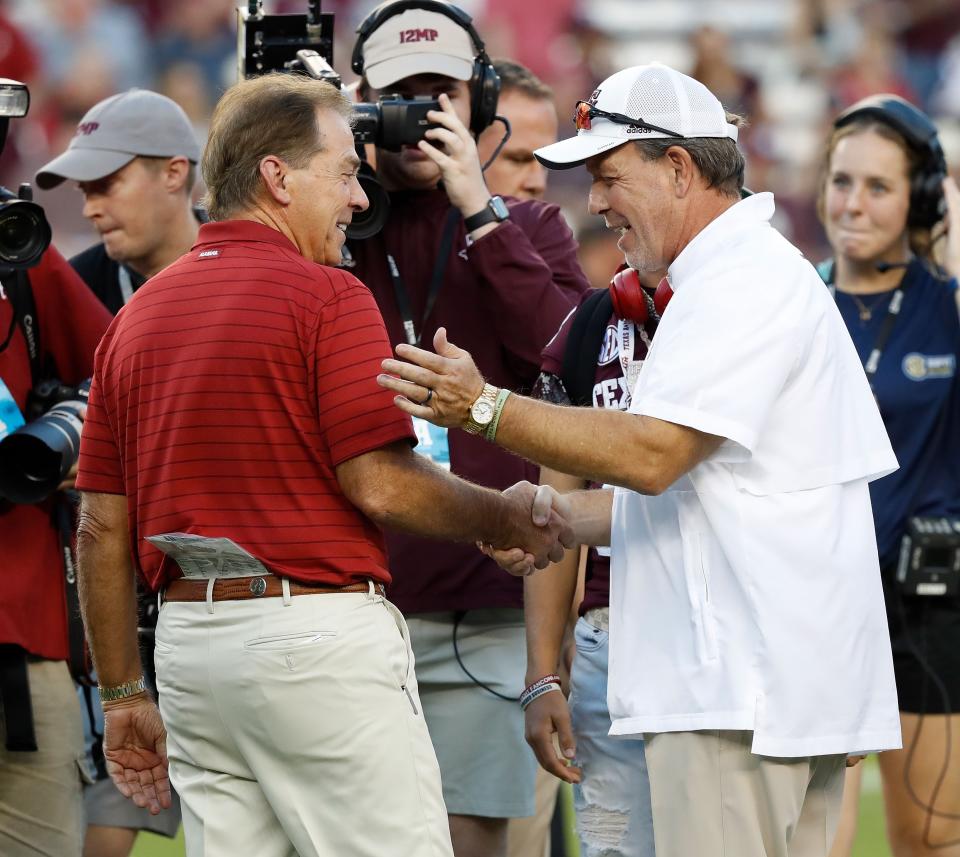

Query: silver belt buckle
249;577;268;597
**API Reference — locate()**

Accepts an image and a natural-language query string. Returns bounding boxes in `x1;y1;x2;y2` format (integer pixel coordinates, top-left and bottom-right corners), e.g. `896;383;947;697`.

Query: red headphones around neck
609;266;673;326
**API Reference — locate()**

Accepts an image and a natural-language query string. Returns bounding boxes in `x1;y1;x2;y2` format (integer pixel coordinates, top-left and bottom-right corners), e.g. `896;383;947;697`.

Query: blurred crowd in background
0;0;958;274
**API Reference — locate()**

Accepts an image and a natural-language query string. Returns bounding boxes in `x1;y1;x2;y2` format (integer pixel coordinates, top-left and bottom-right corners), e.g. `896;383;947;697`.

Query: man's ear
258;155;291;205
665;146;696;198
164;156;190;194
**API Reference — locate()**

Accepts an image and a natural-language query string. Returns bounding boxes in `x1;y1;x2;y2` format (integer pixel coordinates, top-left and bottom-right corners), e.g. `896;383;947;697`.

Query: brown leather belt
162;576;385;603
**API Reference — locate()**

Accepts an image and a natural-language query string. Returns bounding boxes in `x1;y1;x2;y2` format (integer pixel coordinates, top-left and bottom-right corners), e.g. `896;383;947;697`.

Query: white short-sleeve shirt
608;193;902;757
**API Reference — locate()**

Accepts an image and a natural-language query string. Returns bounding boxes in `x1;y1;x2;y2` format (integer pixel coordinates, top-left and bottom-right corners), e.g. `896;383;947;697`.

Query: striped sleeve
315;274;415;465
76;340;124;495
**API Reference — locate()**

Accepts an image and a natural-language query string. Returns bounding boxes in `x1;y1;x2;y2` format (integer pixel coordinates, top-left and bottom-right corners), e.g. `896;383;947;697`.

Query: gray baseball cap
35;89;201;190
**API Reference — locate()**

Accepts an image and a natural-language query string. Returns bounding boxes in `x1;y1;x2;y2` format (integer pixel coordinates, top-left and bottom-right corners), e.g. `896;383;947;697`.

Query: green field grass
129;758;893;857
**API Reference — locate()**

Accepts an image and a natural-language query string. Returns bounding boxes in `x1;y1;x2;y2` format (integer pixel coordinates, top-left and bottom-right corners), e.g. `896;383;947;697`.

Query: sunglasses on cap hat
573;101;683;138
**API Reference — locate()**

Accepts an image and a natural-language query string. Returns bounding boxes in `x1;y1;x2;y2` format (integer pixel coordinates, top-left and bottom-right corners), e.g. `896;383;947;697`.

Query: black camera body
0;379;91;505
0;78;51;268
353;95;442;152
896;517;960;597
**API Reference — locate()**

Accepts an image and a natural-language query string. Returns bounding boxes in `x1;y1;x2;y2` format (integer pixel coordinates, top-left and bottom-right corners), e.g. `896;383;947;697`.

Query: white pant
154;586;453;857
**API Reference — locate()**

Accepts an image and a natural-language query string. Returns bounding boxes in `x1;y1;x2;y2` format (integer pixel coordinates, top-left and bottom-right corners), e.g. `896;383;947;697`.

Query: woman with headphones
818;95;960;857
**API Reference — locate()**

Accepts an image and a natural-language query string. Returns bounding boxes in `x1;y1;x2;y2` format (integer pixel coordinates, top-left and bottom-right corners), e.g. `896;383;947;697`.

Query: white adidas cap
535;63;739;170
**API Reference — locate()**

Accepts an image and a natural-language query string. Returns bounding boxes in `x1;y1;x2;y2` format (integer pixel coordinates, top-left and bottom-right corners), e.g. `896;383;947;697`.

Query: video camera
237;1;442;239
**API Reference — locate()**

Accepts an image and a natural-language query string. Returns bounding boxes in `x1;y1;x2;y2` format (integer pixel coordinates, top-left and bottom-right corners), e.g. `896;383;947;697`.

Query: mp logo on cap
400;28;439;43
76;122;100;137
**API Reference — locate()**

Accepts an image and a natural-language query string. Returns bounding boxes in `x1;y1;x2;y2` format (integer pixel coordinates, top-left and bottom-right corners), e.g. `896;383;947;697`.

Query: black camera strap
56;493;94;685
0;270;41;386
386;208;460;346
0;644;37;751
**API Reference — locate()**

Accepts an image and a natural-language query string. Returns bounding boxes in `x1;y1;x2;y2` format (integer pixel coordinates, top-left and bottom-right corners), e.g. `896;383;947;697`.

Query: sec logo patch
597;325;620;365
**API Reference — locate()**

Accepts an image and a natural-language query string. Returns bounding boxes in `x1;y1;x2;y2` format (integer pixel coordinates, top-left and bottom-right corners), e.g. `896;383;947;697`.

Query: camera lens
1;214;32;252
346;162;389;241
0;200;51;268
0;391;87;504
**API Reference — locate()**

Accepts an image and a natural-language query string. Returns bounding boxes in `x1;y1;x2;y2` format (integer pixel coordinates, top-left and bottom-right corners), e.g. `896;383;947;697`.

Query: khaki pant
645;730;846;857
155;587;453;857
0;658;86;857
506;766;560;857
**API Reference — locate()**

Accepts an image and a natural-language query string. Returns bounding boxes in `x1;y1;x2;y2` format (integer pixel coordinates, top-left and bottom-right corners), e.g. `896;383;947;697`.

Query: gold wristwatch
463;383;500;435
99;676;147;703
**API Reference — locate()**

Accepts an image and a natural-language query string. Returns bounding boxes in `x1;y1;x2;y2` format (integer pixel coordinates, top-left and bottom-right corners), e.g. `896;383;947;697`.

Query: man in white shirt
377;63;902;857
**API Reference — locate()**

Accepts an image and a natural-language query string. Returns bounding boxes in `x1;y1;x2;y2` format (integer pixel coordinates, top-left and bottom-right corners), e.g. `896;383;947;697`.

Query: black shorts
883;565;960;715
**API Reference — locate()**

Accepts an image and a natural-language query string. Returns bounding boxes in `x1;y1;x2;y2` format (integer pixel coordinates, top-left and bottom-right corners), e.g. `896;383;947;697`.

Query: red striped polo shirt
76;220;415;590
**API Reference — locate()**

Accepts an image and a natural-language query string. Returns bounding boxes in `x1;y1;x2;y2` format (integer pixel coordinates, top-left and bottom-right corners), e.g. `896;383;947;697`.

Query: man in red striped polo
72;73;571;857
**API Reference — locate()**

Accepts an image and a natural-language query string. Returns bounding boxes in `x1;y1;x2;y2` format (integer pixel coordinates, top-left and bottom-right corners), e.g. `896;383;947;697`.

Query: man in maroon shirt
0;246;113;857
349;5;588;854
73;73;570;857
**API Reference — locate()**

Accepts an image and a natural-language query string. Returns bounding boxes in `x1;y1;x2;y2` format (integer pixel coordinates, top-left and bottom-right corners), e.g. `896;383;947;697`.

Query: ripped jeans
569;612;656;857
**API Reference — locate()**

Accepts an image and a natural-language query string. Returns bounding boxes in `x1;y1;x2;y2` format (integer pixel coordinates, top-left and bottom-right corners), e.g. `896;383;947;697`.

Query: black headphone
351;0;500;137
833;94;947;230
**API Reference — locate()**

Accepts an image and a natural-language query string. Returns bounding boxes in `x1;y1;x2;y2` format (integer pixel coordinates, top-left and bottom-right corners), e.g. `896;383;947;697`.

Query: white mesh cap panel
685;79;728;136
615;63;735;139
625;67;682;133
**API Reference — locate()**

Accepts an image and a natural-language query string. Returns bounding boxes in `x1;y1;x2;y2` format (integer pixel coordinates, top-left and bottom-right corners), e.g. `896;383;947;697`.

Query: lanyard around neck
829;281;906;380
386;208;460;346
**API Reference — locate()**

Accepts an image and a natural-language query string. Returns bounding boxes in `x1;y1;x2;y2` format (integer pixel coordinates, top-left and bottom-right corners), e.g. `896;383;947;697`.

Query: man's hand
379;327;485;428
481;483;574;576
418;92;491;219
495;481;574;573
57;403;86;491
846;754;867;767
102;696;171;815
524;689;581;783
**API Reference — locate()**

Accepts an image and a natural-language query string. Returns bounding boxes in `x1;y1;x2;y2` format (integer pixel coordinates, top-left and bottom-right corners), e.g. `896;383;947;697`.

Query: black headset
351;0;500;137
834;94;947;230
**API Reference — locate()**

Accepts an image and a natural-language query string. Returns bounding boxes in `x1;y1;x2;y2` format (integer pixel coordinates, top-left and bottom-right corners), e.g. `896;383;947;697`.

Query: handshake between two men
378;326;636;576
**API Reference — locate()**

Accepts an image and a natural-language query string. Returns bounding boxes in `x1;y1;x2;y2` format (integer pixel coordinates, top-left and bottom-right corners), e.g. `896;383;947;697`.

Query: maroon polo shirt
540;286;658;615
77;220;415;591
346;190;589;613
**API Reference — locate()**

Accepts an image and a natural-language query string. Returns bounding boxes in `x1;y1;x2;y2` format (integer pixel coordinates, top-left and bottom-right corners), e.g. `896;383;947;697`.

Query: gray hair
202;73;353;220
633;112;747;197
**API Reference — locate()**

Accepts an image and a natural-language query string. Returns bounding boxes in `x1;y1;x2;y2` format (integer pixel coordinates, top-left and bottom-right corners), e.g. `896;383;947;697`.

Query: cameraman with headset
817;96;960;857
347;3;589;854
0;85;113;857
